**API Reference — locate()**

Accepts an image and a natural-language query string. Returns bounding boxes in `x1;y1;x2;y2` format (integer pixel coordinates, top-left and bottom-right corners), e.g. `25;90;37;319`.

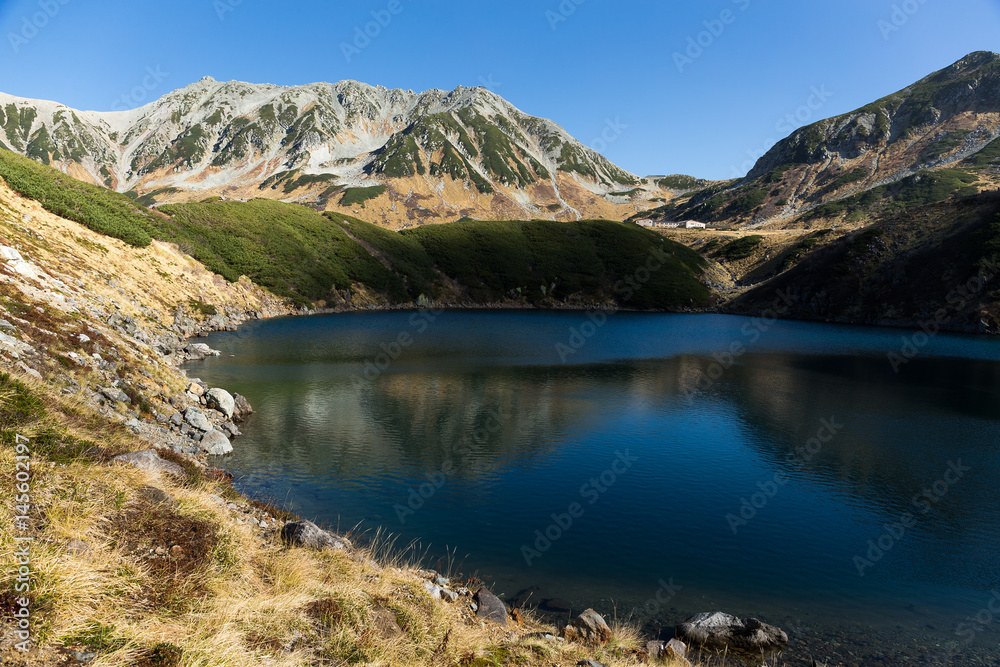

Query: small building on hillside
681;220;707;229
636;219;681;229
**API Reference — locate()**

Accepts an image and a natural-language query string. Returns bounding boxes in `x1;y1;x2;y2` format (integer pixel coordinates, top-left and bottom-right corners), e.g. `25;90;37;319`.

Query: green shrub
719;235;764;261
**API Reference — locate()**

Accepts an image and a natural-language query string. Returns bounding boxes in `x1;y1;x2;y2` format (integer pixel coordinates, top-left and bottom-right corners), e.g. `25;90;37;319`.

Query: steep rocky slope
660;52;1000;229
0;78;671;227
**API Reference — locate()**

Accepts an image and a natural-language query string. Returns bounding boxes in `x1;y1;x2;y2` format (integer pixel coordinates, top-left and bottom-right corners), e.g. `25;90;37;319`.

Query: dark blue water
186;311;1000;664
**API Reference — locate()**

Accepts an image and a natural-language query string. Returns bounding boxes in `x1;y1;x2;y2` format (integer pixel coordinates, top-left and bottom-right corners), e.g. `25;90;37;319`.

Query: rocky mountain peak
0;76;656;226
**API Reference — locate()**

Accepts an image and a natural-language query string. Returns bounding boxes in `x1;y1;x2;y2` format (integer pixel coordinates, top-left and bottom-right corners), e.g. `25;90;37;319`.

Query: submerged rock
676;611;787;652
510;586;542;609
541;597;573;613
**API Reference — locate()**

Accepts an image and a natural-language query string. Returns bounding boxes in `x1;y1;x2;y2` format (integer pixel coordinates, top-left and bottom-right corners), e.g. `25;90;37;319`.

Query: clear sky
0;0;998;179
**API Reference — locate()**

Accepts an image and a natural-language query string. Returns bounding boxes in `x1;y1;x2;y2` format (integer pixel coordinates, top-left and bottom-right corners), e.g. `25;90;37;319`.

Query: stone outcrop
280;520;352;551
473;588;508;627
676;612;788;652
560;609;612;645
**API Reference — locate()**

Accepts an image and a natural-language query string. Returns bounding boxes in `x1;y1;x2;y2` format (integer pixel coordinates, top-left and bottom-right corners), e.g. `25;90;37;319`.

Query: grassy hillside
154;200;411;306
0;147;155;247
730;193;1000;331
154;202;711;310
0;148;709;311
390;217;709;309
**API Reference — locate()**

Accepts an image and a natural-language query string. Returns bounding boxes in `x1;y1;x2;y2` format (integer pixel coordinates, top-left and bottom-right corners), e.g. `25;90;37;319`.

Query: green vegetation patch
370;133;425;178
144;124;209;172
399;219;709;309
805;168;981;221
456;108;534;187
0;148;154;247
340;185;387;207
719;235;764;262
829;167;869;190
0;373;45;432
965;137;1000;168
724;186;768;216
155;199;408;306
656;175;709;190
923;130;972;161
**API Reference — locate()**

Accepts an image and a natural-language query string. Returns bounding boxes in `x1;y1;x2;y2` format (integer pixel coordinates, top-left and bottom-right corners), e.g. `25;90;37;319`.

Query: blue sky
0;0;998;179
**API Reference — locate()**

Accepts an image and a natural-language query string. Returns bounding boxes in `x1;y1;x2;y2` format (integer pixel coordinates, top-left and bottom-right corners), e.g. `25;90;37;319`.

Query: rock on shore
676;611;788;652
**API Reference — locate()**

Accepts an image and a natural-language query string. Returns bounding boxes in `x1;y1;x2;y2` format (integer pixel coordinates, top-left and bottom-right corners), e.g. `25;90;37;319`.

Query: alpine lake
183;310;1000;666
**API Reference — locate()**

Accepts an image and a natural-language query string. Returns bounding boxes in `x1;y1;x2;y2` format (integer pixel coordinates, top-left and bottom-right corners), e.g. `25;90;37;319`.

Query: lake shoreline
186;310;1000;667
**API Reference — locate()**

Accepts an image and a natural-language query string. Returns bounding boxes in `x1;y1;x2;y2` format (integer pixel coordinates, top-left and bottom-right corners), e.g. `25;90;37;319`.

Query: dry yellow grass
1;371;726;667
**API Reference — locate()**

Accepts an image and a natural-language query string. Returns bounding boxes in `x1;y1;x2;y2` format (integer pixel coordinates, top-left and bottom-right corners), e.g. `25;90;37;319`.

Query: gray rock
560;609;612;645
112;450;184;477
206;388;236;418
200;430;231;455
184;407;213;432
0;319;14;331
185;343;218;360
473;588;508;626
187;381;205;397
423;580;443;599
169;412;183;426
233;393;253;421
434;575;451;587
107;311;137;336
647;639;690;664
100;386;131;404
578;661;606;667
676;612;788;652
124;418;141;434
280;520;352;551
70;650;97;663
440;588;459;603
155;412;170;425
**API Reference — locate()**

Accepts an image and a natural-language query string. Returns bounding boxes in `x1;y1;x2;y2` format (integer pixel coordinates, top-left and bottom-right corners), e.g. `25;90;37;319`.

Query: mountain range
2;52;1000;332
0;77;680;227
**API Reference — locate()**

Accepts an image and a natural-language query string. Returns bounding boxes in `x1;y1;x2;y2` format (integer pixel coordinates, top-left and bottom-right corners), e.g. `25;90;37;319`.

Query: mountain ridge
0;77;670;226
649;51;1000;230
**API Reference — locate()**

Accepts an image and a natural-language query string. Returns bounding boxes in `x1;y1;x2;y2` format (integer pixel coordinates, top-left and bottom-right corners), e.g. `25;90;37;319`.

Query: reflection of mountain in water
240;360;684;482
692;351;1000;588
